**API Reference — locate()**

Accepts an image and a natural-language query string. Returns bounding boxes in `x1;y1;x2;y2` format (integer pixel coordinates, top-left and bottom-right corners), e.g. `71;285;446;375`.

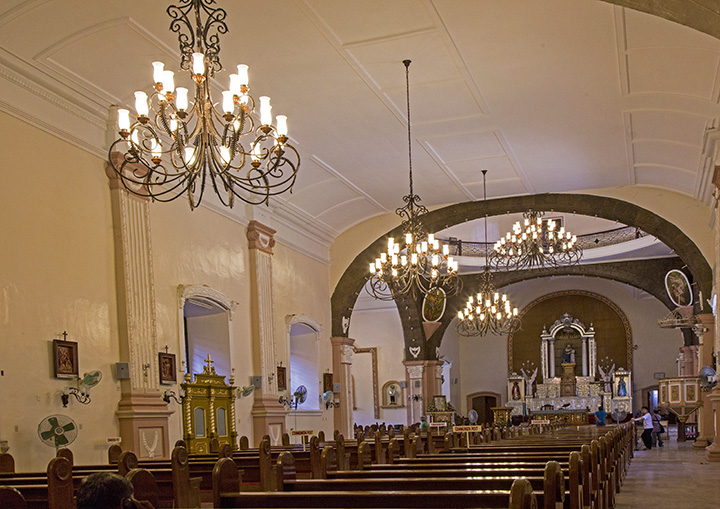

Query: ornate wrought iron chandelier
367;60;460;301
491;210;582;270
107;0;300;209
457;171;519;337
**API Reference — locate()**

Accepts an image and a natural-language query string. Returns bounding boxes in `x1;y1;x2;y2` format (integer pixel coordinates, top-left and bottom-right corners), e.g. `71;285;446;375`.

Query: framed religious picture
277;366;287;391
53;339;78;379
432;395;447;411
158;352;176;384
665;269;693;307
323;373;334;394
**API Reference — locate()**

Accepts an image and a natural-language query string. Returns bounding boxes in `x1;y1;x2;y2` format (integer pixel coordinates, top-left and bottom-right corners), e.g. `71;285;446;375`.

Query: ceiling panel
623;7;720;51
464;178;526;199
424;131;505;163
635;165;696;194
446;157;518;184
627;48;720;99
315;198;387;231
305;0;434;45
287;179;365;217
629;111;708;145
347;31;464;90
632;140;700;171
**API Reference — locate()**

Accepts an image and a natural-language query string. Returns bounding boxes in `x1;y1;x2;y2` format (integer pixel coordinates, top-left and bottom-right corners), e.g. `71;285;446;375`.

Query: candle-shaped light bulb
380;252;387;263
184;147;196;164
369;263;376;274
391;268;398;278
391;254;398;266
431;254;439;266
259;96;272;125
175;87;188;110
276;115;288;136
513;308;518;316
117;108;130;131
219;145;231;164
237;64;249;85
169;118;177;132
400;255;407;266
388;237;395;250
251;143;263;161
134;91;149;116
151;139;161;158
405;233;412;245
229;74;241;96
222;91;234;114
443;244;449;256
192;52;205;75
411;252;418;265
428;233;435;244
152;62;165;84
162;70;174;94
457;311;464;320
375;259;381;270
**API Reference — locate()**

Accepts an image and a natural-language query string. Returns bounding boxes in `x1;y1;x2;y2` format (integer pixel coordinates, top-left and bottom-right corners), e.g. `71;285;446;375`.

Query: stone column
581;338;588;377
107;157;171;459
540;328;551;381
694;315;716;448
331;337;355;438
247;220;287;445
423;360;443;403
548;338;556;378
404;362;424;424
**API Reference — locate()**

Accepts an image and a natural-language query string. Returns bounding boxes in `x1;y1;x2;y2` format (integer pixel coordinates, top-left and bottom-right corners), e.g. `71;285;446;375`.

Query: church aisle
615;427;720;508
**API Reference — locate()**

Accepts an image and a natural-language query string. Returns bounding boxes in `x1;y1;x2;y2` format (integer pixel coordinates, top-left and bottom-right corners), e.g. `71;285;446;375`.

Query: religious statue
617;378;627;397
520;367;538;397
598;363;615;393
511;381;521;400
561;344;575;364
388;384;398;405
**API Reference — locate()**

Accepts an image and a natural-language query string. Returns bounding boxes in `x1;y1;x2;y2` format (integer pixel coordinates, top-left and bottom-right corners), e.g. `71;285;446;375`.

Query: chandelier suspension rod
482;169;489;268
403;59;414;201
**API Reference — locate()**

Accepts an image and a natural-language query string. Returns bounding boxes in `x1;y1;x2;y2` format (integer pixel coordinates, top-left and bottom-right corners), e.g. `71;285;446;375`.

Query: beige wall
0;111;118;470
0;111;337;470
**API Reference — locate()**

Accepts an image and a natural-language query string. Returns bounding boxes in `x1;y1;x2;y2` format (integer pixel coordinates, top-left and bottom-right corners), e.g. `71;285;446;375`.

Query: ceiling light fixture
367;60;460;302
457;170;519;337
491;210;582;270
107;0;300;209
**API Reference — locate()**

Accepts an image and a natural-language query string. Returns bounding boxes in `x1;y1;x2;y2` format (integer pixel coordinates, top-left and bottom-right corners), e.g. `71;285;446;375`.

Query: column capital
246;220;276;254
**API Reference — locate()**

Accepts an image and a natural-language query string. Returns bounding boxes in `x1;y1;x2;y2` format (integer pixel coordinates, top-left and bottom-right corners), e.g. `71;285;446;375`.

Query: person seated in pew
76;472;154;509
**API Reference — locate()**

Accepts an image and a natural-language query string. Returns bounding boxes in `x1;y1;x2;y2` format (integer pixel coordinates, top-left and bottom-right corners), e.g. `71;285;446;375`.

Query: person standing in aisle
633;406;653;450
651;409;664;447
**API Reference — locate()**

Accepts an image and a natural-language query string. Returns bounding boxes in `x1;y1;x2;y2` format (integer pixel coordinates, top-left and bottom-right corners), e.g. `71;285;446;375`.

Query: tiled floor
616;427;720;508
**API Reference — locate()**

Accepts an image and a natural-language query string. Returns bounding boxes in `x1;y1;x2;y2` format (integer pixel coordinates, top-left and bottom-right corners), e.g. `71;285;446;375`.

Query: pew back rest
509;478;538;509
47;457;73;509
239;436;249;450
0;487;26;509
357;442;371;470
0;452;15;473
543;460;564;509
276;452;296;491
56;448;73;467
212;457;239;508
108;444;122;464
319;446;337;479
118;451;139;477
127;468;159;508
219;443;233;458
259;438;272;491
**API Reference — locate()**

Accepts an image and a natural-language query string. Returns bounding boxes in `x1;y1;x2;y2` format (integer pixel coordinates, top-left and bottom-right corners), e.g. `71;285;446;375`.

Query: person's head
76;472;133;509
598;406;603;411
641;406;649;414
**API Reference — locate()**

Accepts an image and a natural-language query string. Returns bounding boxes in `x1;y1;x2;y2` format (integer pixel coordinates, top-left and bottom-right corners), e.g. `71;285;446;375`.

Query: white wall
349;287;407;426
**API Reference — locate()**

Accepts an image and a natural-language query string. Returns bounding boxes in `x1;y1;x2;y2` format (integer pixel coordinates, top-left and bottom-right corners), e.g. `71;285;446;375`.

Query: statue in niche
388;384;398;405
561;344;576;364
617;378;627;397
511;381;521;400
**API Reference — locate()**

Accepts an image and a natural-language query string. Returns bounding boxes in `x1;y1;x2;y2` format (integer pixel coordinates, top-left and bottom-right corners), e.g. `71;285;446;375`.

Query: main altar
507;313;632;422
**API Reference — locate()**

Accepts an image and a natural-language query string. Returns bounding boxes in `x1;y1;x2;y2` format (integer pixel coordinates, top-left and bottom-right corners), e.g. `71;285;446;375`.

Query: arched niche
178;285;237;377
285;314;323;411
508;290;632;382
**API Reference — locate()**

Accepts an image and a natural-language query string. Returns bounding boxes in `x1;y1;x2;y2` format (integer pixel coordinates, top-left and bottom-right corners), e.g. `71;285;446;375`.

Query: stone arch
332;194;710;339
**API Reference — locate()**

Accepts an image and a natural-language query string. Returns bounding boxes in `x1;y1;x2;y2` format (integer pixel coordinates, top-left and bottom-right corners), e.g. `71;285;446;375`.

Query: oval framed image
665;269;692;307
422;287;446;322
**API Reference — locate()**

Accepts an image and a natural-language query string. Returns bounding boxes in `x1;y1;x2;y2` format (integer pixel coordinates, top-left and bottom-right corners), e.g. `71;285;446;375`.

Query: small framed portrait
277;366;287;391
159;352;176;384
323;373;334;394
432;394;447;411
53;339;78;379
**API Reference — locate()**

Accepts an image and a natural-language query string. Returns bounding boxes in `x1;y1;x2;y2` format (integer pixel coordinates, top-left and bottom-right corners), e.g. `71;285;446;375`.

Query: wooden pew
212;455;539;509
0;487;27;509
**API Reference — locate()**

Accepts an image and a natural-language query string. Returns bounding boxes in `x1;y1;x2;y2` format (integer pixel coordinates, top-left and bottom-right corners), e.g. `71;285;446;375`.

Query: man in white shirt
633;406;654;450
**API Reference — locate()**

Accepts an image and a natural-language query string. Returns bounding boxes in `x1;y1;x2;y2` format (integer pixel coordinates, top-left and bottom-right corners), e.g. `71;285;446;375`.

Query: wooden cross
164;345;169;354
61;331;68;340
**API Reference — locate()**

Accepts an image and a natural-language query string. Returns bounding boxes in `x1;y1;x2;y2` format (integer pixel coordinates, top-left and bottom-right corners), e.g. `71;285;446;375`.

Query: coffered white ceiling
1;0;719;243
